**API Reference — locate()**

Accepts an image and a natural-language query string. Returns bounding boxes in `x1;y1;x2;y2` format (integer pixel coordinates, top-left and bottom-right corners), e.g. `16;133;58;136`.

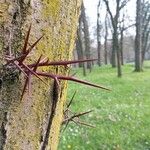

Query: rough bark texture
120;29;124;65
0;0;82;150
141;1;150;65
77;26;86;76
135;0;142;71
104;13;108;65
97;0;101;66
76;15;84;68
81;2;91;71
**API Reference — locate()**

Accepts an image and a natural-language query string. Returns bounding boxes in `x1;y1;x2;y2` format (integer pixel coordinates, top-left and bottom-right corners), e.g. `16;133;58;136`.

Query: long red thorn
36;72;56;79
27;35;44;51
20;35;44;63
13;61;28;78
33;55;42;71
57;76;110;91
5;55;25;65
66;91;77;109
36;72;110;91
22;24;32;54
22;63;48;85
20;77;29;100
28;59;97;68
46;58;97;66
40;57;49;64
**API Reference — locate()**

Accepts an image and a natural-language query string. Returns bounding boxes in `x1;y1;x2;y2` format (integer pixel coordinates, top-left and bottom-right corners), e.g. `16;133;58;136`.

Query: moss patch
42;0;60;20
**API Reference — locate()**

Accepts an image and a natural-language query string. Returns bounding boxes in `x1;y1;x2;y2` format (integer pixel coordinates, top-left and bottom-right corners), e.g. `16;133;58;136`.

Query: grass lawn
58;62;150;150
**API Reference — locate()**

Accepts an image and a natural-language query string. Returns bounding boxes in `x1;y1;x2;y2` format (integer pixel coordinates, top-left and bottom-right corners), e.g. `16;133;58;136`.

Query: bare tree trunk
97;0;102;66
76;36;83;68
141;2;150;66
76;15;83;68
114;29;122;77
120;29;124;65
111;47;116;67
103;0;129;77
104;13;108;65
81;2;92;72
76;27;87;76
115;0;122;77
119;13;135;66
119;11;125;66
135;0;142;71
0;1;82;150
141;30;150;64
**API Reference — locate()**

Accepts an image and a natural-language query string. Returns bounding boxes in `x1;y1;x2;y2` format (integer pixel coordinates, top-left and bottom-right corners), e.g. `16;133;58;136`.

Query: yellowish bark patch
42;0;60;20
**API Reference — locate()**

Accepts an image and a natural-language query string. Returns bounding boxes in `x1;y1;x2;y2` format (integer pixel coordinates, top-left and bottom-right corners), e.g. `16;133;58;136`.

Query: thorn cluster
5;25;110;100
62;91;95;132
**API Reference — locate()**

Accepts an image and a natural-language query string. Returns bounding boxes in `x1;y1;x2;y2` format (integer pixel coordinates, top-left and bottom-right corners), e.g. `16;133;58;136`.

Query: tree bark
76;27;87;76
114;29;122;77
103;0;126;77
0;1;82;150
81;2;92;71
135;0;142;71
76;35;84;68
97;0;101;66
104;13;108;65
120;26;124;65
141;1;150;65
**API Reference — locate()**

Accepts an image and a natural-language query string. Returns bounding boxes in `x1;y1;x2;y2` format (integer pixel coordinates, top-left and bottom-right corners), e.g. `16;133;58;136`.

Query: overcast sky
83;0;136;35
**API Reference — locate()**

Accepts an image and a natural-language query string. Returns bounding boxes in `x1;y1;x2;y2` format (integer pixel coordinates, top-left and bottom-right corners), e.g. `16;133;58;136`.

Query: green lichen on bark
0;69;21;149
0;0;82;150
42;0;60;20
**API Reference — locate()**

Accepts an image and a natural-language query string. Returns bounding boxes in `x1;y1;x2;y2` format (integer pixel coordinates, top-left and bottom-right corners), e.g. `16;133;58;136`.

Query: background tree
76;15;87;76
119;12;135;65
0;1;82;149
80;2;92;72
104;13;109;65
76;16;84;68
97;0;102;66
103;0;130;77
141;0;150;65
134;0;142;71
119;12;126;65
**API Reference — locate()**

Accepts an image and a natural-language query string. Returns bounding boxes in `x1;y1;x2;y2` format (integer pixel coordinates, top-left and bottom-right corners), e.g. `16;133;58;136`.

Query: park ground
58;61;150;150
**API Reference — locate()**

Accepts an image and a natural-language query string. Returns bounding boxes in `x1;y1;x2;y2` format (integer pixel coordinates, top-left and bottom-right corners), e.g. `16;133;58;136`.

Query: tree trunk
104;13;108;65
81;2;92;71
0;1;81;150
114;29;122;77
141;30;150;64
76;15;83;68
135;0;142;71
141;2;150;66
120;30;124;65
76;27;87;76
97;0;101;66
103;0;129;77
76;36;83;68
116;46;122;77
111;34;117;67
111;32;117;68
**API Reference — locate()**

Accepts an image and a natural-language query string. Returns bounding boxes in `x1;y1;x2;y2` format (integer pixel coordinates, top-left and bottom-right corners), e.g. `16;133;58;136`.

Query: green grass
58;62;150;150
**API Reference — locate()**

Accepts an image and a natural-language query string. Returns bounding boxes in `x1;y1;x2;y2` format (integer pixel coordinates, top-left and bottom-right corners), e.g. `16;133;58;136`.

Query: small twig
63;110;93;124
66;91;77;110
75;120;95;128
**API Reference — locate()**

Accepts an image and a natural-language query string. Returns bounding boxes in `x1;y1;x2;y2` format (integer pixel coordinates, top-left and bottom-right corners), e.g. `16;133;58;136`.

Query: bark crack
1;112;8;150
40;80;60;150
